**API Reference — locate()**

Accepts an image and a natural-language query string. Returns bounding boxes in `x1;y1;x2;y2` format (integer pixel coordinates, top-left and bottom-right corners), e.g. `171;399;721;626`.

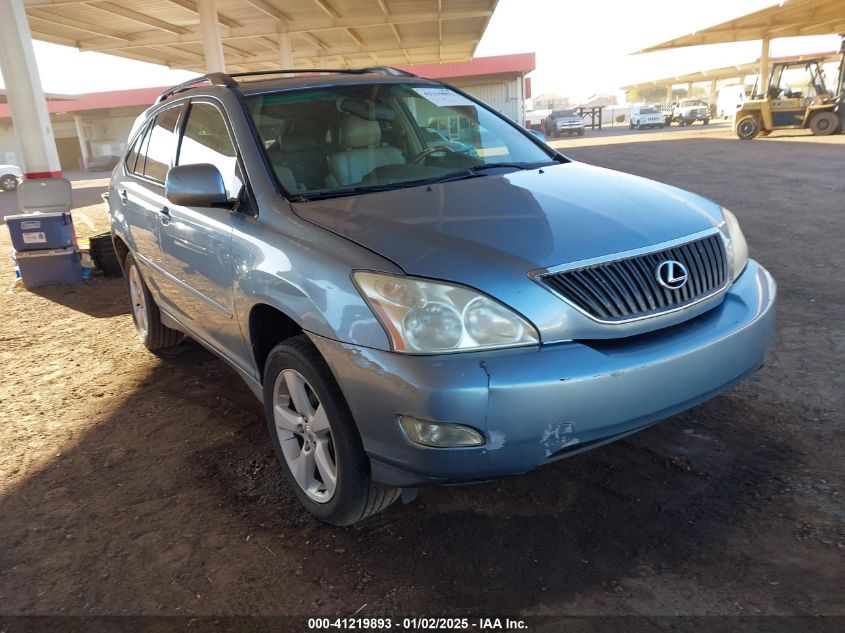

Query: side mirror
165;163;228;207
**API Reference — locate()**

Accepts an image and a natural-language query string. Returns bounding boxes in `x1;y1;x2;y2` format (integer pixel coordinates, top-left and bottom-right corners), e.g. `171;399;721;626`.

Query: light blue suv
109;68;776;525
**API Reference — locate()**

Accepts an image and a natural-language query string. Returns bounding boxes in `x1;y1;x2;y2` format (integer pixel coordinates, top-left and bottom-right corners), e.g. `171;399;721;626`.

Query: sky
0;0;841;102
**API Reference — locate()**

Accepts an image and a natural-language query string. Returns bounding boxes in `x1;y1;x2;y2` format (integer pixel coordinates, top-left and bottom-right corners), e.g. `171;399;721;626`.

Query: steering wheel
412;145;452;164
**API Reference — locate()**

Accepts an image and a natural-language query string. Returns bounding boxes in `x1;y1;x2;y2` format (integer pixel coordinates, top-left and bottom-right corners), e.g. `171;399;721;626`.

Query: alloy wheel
128;264;148;338
272;369;337;503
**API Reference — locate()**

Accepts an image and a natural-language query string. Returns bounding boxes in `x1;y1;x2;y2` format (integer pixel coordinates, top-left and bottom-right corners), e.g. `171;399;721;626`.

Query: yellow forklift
735;37;845;140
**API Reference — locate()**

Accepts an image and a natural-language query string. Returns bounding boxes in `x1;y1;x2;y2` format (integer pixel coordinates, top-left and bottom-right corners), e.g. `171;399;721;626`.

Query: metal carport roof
635;0;845;52
21;0;499;71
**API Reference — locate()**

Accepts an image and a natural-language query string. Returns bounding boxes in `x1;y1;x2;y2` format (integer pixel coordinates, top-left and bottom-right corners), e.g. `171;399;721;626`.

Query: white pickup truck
672;99;711;126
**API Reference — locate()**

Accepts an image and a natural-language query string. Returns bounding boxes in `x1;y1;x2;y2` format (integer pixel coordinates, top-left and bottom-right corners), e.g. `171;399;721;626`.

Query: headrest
339;115;381;149
339;98;396;121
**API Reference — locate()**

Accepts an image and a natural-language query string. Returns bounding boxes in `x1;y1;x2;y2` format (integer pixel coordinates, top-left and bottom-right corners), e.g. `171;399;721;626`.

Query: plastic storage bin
6;212;77;252
13;247;82;289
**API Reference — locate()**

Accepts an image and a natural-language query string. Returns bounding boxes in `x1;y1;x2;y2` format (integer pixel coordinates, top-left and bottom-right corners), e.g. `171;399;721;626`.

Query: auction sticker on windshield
412;87;474;107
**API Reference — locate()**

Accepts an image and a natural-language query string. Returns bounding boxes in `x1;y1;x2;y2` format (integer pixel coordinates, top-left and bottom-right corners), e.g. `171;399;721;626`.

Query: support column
759;36;771;95
73;116;90;171
687;82;693;96
278;32;294;69
0;0;61;178
666;84;673;102
197;0;226;73
709;78;717;108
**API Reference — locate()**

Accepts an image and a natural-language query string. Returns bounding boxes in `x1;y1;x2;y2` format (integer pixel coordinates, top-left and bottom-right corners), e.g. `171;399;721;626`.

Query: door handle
119;189;128;205
159;206;171;225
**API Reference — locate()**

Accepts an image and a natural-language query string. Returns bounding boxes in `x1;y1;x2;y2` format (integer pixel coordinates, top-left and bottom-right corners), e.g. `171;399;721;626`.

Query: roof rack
155;66;416;103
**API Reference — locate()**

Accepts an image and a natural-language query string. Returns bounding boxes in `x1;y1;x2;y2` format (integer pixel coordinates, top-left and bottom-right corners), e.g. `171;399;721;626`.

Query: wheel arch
248;303;305;383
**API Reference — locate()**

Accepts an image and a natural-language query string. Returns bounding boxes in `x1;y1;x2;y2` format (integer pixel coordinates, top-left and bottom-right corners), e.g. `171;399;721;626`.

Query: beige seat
327;115;404;186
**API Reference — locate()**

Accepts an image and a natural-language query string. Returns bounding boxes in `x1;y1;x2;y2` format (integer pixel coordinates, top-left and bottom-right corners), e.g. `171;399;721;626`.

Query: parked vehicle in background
543;109;585;136
717;84;747;119
673;99;711;126
0;164;23;191
109;68;776;526
629;105;665;130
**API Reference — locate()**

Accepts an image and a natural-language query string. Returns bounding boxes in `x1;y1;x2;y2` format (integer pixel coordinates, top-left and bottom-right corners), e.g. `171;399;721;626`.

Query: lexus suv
109;68;776;525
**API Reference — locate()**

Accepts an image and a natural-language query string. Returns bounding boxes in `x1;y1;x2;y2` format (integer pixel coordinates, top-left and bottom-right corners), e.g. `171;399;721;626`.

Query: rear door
115;104;184;291
156;98;248;364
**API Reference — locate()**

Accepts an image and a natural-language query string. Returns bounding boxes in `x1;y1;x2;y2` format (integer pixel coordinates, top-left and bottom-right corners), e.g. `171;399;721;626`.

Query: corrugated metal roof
637;0;845;52
23;0;500;71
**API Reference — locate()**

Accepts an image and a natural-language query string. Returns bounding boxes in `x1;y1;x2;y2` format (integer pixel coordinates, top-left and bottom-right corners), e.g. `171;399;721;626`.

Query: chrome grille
539;233;729;322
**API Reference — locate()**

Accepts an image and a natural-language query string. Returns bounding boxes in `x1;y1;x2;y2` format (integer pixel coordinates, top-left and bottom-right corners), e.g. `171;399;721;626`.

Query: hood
293;161;723;285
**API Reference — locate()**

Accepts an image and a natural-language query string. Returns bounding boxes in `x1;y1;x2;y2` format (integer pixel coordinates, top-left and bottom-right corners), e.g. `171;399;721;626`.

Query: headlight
353;271;540;354
721;207;749;281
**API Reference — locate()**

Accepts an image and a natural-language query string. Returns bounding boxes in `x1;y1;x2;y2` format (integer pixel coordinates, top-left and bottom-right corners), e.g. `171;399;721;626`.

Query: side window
124;126;145;174
177;102;243;199
141;106;182;183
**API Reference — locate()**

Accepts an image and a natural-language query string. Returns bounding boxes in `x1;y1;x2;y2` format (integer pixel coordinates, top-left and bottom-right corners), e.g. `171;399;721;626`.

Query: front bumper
311;260;776;487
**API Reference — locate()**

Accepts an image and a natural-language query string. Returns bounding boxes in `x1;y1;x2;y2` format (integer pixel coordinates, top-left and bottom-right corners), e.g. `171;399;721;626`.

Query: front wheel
0;174;18;191
809;111;840;136
736;115;760;140
124;252;183;351
263;335;399;525
703;118;710;125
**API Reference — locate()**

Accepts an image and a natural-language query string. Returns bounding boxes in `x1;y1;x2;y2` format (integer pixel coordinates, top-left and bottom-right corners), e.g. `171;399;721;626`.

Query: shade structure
22;0;499;71
636;0;845;52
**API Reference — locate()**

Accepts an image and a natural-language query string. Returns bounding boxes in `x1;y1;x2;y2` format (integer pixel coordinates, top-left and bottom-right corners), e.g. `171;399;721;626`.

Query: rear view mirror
165;163;228;207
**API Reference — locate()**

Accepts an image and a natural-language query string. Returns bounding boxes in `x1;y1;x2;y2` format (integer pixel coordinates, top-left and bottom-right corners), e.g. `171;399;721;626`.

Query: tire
703;118;710;125
736;115;760;140
629;122;634;130
577;129;584;136
809;111;840;136
660;124;665;128
124;251;183;352
635;121;641;130
263;335;399;525
0;175;18;191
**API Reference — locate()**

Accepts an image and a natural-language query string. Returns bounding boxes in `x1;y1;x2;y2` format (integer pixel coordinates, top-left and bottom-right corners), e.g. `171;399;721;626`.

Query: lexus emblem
655;260;689;290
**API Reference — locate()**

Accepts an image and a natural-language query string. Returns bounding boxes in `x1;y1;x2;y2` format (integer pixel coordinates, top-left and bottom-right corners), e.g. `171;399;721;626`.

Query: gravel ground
0;127;842;621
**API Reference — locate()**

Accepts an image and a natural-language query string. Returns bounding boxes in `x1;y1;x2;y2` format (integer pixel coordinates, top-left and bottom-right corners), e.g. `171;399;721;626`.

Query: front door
156;99;249;366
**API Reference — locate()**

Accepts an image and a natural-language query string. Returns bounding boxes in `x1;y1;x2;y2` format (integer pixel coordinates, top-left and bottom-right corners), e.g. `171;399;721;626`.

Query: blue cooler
13;247;83;289
6;212;76;252
5;178;76;252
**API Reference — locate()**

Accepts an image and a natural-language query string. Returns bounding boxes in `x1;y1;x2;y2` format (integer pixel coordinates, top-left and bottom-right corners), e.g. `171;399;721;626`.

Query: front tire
263;335;399;525
809;111;839;136
736;115;760;140
124;252;183;351
0;175;18;191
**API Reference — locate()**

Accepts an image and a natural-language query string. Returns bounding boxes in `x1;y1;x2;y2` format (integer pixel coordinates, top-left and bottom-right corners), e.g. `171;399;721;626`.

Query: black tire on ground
635;121;641;130
809;111;840;136
629;122;634;130
0;175;18;191
703;119;710;125
660;124;665;128
263;335;400;526
736;115;761;140
124;251;183;352
577;129;584;136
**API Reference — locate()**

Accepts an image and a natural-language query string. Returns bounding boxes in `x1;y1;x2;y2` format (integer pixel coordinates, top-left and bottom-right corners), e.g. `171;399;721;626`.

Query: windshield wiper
291;182;409;202
426;161;554;184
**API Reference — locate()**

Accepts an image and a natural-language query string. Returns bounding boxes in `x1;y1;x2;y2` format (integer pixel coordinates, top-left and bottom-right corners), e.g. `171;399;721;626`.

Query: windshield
552;109;577;117
246;82;553;199
681;100;706;107
640;107;659;114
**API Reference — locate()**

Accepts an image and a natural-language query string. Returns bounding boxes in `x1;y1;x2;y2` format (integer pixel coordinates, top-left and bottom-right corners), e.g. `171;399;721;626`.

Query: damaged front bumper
310;260;776;487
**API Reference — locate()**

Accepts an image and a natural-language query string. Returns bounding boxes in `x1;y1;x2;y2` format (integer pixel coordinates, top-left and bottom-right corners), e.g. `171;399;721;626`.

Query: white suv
629;106;665;130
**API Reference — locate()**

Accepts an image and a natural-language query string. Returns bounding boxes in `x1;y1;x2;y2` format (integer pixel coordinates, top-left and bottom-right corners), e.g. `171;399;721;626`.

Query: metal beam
164;0;240;29
82;2;189;35
27;7;131;41
76;10;493;51
243;0;290;23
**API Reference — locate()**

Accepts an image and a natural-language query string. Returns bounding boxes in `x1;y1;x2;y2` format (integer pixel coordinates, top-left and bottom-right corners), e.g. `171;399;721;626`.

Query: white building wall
447;76;526;124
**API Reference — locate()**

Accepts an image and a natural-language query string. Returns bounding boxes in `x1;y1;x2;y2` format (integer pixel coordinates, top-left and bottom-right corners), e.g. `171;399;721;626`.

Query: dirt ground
0;126;842;621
